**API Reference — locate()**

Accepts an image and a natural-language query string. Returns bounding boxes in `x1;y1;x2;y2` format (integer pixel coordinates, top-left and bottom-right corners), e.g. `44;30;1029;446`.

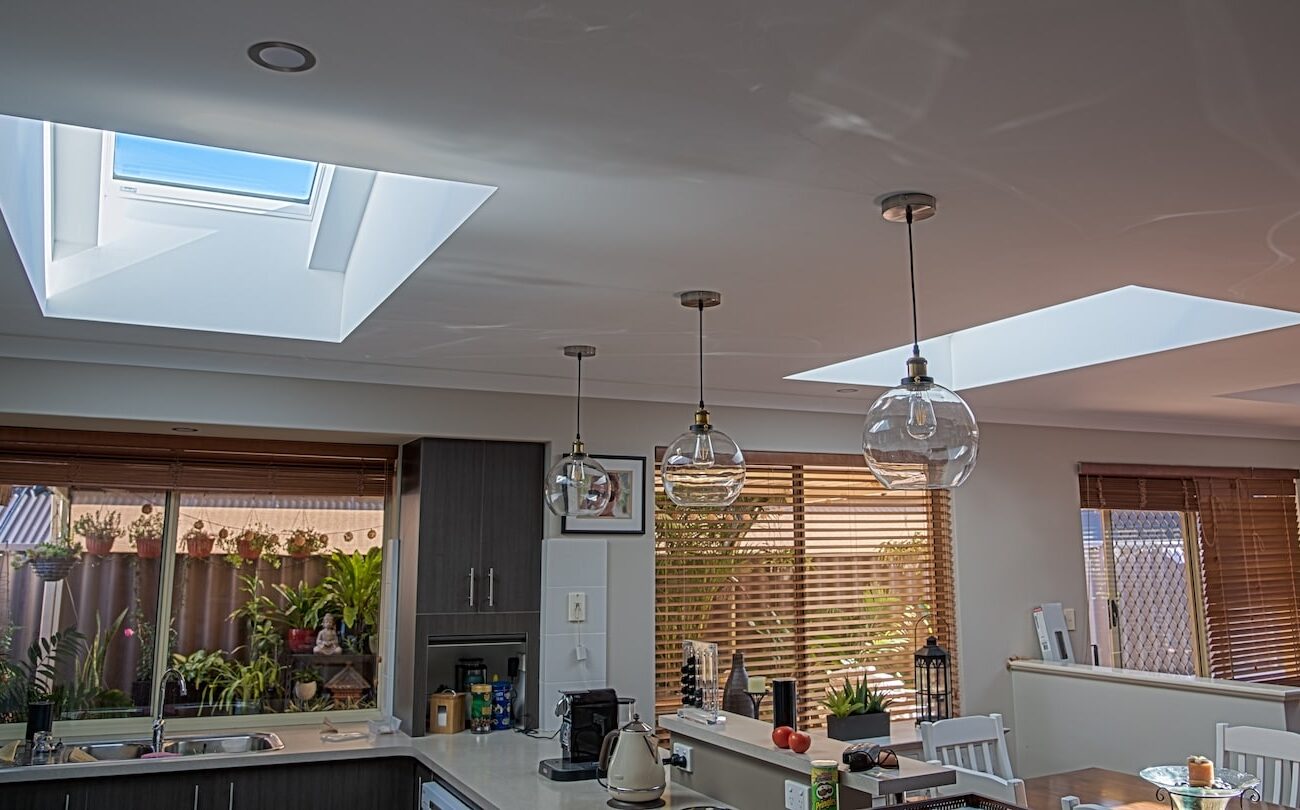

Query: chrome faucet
152;668;188;753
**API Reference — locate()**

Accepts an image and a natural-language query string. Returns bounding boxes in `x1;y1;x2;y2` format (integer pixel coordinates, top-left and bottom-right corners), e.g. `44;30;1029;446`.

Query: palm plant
322;548;382;642
0;627;89;720
271;581;329;630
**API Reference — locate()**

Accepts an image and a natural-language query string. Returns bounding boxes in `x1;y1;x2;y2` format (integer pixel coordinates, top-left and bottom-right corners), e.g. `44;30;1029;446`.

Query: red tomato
771;725;794;749
789;731;812;754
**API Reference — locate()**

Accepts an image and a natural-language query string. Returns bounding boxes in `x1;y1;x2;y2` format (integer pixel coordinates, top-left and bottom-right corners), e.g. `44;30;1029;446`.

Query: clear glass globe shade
862;381;979;489
544;452;613;517
661;425;746;508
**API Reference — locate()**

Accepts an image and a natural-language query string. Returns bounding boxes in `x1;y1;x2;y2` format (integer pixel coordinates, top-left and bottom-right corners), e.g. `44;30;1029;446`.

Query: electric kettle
598;713;667;804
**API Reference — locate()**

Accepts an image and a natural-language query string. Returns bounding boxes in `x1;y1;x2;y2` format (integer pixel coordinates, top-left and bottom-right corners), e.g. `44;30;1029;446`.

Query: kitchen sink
66;732;283;762
163;732;284;756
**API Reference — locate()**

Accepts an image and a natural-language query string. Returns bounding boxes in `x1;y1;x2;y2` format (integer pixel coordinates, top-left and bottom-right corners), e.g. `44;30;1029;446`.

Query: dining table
1023;767;1283;810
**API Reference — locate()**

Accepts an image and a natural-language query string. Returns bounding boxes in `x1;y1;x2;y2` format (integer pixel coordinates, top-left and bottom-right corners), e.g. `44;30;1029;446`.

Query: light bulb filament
906;391;938;440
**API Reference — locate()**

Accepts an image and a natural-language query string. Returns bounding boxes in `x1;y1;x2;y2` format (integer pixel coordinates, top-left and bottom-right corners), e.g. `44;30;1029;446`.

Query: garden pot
186;534;215;558
287;628;317;653
288;545;311;560
31;557;77;582
236;538;261;562
293;681;318;701
84;533;115;557
233;699;261;716
826;710;891;741
25;701;53;741
135;536;163;559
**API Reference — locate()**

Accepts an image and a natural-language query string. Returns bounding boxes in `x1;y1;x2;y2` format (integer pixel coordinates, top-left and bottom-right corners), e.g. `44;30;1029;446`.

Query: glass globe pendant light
662;291;746;508
544;345;613;517
862;193;979;489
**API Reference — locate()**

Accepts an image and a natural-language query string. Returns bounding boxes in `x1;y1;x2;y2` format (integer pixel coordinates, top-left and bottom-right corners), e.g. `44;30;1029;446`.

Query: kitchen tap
152;667;188;753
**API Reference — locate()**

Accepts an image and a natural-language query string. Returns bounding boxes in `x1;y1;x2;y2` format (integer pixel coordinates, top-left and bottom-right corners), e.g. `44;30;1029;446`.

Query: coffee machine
538;688;620;781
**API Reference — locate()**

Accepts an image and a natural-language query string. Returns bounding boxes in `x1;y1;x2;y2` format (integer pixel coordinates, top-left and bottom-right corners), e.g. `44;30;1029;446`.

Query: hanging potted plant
183;522;216;559
285;528;328;559
11;534;83;583
72;509;123;557
221;523;280;567
128;510;164;559
823;674;896;741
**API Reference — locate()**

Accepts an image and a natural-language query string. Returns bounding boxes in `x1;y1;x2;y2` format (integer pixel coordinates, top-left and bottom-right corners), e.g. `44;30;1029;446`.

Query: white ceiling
3;1;1300;438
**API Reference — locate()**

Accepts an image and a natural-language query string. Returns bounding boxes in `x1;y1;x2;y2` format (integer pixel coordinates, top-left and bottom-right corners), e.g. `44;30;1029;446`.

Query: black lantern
914;635;951;724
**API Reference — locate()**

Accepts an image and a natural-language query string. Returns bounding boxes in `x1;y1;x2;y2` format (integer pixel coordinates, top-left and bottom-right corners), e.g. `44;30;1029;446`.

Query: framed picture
561;455;647;535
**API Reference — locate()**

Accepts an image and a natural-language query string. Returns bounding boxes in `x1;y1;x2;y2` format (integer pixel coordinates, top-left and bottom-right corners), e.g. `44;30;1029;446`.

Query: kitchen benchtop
0;723;730;810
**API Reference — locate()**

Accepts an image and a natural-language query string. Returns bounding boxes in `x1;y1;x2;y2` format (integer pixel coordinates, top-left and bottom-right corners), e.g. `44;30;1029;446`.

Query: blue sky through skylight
113;134;319;202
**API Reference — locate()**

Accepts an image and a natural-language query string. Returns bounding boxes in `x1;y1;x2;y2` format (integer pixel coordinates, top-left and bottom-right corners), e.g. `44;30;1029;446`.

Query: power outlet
567;591;587;623
784;779;809;810
671;742;694;773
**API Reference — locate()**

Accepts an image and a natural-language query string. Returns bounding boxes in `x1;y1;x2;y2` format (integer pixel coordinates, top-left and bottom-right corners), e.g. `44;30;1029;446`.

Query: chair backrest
921;713;1014;779
1216;722;1300;807
1061;796;1108;810
933;764;1027;807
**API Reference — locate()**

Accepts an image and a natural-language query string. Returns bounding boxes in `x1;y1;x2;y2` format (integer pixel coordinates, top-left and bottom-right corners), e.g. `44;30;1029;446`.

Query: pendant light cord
907;204;920;358
575;354;583;442
697;301;706;411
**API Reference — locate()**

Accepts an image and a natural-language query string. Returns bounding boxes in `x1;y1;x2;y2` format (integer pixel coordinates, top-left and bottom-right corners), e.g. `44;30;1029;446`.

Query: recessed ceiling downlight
248;41;316;73
171;426;199;433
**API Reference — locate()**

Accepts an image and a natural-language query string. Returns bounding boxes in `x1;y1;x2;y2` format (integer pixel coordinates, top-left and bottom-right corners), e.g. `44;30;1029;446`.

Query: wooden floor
1023;768;1285;810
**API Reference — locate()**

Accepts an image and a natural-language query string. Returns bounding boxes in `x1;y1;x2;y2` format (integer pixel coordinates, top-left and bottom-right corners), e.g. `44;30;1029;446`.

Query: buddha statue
313;614;342;655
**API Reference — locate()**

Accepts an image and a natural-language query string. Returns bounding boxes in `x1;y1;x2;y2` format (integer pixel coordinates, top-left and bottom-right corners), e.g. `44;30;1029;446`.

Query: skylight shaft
112;134;319;203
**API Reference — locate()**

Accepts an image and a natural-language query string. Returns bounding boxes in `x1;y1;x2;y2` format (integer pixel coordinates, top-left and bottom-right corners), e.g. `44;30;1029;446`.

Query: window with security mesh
654;451;956;729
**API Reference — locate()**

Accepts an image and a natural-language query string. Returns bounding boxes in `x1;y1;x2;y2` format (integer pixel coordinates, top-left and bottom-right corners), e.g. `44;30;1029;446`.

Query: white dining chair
1216;722;1300;807
921;713;1015;779
1061;796;1108;810
930;763;1028;807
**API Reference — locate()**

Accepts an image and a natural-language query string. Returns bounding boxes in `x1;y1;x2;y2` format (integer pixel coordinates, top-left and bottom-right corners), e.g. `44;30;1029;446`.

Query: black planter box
826;710;890;741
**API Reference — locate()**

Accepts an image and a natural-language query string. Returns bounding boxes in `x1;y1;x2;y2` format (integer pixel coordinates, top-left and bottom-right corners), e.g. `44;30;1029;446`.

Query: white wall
1;356;1298;731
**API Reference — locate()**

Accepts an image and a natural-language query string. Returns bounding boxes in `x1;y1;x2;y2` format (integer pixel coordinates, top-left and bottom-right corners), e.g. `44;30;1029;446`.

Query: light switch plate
567;591;587;622
1063;607;1077;630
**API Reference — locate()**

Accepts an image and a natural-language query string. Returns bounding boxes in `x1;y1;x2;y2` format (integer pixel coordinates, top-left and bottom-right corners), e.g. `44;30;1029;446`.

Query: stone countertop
660;711;955;797
0;723;730;810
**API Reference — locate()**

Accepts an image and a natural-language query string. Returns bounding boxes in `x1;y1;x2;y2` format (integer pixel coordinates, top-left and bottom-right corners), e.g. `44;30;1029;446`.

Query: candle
747;675;766;693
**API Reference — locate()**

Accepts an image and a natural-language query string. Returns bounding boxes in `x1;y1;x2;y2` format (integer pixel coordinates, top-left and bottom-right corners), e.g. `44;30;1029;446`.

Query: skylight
788;286;1300;391
112;134;320;203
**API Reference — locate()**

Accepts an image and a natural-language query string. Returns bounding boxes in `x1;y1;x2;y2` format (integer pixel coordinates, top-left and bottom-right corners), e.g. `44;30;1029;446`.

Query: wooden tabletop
1024;768;1283;810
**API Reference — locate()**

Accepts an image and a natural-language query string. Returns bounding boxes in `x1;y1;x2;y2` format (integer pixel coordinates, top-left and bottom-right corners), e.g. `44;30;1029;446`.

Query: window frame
101;132;332;221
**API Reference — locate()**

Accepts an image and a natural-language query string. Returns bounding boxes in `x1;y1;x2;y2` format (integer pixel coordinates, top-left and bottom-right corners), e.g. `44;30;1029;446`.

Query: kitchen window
0;428;394;733
654;450;956;728
1078;464;1300;682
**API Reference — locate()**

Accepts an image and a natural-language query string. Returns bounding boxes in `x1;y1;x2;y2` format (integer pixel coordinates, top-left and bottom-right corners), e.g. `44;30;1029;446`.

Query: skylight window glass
112;134;319;203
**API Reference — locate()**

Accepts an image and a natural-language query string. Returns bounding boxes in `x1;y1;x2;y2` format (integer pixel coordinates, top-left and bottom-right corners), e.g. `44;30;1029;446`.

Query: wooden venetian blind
655;450;957;729
1198;476;1300;682
0;427;395;497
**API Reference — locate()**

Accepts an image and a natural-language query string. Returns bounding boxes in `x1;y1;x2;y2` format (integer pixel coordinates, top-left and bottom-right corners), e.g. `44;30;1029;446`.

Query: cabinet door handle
192;784;199;810
487;567;495;607
229;781;235;810
64;795;70;810
468;567;475;607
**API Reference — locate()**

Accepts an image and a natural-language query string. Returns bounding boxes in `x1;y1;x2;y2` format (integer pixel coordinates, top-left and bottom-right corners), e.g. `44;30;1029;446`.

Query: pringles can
811;760;839;810
469;683;493;733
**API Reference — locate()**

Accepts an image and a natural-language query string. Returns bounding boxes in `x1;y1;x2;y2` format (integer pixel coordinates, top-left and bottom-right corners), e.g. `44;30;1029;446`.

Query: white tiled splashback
538;537;608;731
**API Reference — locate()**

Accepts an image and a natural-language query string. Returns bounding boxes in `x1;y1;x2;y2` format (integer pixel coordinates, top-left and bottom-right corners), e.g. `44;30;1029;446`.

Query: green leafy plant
172;649;237;714
322;548;382;642
132;618;178;683
826;674;896;717
128;511;164;543
214;654;281;714
221;523;282;567
822;683;866;719
292;666;321;685
271;581;329;629
229;574;283;660
285;528;329;557
72;509;123;541
74;609;128;708
10;534;82;570
0;627;89;720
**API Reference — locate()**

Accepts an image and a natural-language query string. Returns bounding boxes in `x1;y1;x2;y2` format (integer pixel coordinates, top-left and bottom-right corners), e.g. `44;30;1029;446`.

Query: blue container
491;681;513;730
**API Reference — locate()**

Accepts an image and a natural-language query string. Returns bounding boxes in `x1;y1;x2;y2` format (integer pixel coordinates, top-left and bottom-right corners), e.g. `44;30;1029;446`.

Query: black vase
722;652;753;717
25;701;53;742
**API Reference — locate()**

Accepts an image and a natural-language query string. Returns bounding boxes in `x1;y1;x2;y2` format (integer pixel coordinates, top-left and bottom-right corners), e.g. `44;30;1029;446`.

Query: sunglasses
843;743;899;772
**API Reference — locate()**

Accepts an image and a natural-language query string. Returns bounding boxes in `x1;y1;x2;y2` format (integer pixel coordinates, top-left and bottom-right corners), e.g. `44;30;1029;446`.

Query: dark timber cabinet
396;438;545;736
5;757;431;810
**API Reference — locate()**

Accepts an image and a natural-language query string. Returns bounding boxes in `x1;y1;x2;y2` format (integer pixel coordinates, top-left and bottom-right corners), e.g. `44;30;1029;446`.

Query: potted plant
222;523;280;566
183;522;216;559
128;511;164;559
285;528;328;559
11;534;83;582
173;649;234;715
824;674;896;741
215;654;281;715
292;667;321;702
323;548;382;653
0;626;88;729
72;509;123;557
272;581;328;653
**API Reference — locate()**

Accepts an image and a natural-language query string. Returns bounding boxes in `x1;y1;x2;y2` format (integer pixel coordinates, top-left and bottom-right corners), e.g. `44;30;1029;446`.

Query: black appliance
538;688;620;782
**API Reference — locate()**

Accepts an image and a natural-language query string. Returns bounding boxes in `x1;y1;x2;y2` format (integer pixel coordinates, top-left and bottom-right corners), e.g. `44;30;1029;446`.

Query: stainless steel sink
66;732;283;762
67;740;154;760
163;732;284;756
